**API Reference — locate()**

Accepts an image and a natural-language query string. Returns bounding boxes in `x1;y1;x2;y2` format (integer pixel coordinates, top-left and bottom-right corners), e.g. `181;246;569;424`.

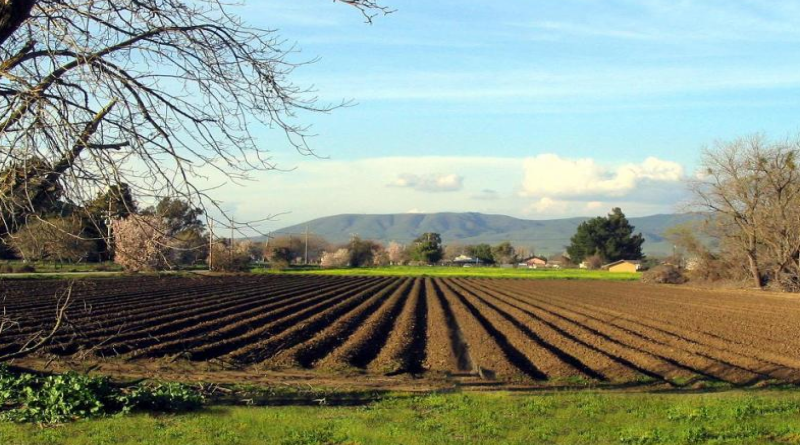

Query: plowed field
3;275;800;388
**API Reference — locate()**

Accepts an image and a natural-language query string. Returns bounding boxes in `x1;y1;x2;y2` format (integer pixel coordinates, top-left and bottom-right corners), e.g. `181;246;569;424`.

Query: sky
207;0;800;232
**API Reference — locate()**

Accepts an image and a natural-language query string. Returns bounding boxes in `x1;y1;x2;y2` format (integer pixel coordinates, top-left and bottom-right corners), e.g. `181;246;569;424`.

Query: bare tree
208;240;251;272
689;135;800;290
9;215;94;262
0;0;389;238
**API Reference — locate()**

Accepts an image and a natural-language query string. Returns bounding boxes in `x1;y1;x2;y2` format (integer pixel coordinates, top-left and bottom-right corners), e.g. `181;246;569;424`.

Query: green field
0;260;122;274
3;390;800;444
0;264;639;281
265;266;641;281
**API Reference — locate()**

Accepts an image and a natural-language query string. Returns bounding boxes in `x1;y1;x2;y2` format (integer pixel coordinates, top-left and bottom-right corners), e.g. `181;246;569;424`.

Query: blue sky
212;0;800;231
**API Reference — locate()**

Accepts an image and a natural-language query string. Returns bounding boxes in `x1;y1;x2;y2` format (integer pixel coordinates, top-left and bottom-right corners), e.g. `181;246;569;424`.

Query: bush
0;263;12;273
14;264;35;273
9;216;96;263
0;365;202;424
642;265;687;285
583;254;604;270
209;241;251;272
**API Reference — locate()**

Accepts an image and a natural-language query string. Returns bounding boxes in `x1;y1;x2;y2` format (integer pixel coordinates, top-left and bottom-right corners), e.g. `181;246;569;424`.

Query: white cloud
530;197;569;213
196;155;687;235
389;172;464;193
520;154;683;200
585;201;604;210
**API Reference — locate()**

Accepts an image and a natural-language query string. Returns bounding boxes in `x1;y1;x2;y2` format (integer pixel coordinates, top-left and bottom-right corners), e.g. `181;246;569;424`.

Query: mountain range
264;212;705;257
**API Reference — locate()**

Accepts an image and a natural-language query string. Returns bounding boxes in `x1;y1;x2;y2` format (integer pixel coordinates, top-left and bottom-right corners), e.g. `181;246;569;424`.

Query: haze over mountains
266;212;704;257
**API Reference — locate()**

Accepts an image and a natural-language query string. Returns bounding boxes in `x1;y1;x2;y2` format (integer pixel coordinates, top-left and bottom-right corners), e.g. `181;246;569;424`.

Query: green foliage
410;232;443;264
84;183;139;261
85;184;138;220
567;208;645;263
4;391;800;444
465;244;494;264
0;366;202;424
150;197;204;234
346;236;380;267
268;246;294;269
266;266;640;281
490;241;517;264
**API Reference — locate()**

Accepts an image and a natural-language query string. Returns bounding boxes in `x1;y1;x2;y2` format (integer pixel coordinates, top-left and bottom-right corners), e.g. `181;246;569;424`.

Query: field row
2;276;800;386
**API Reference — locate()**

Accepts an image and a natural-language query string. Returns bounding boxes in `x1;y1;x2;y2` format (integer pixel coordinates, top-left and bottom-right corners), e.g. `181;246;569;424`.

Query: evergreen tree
410;233;443;264
566;208;644;263
466;244;495;264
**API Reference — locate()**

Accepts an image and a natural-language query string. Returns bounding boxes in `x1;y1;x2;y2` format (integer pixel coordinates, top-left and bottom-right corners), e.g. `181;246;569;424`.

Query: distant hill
263;212;706;257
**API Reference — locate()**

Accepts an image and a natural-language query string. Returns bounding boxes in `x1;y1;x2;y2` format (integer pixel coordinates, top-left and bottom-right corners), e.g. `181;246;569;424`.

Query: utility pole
229;219;234;264
304;225;309;265
208;220;214;271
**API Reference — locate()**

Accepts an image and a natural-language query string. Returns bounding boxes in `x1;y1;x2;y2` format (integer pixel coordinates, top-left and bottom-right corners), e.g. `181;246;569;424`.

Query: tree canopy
410;232;443;264
466;244;494;264
566;208;645;264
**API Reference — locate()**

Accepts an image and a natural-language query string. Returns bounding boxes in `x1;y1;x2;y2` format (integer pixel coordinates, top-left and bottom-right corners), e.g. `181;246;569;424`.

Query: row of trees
319;233;445;268
444;241;523;265
0;184;210;270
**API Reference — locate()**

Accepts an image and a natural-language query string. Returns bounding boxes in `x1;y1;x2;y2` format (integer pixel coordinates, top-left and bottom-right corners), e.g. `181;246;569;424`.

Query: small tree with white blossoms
111;215;170;272
321;248;350;268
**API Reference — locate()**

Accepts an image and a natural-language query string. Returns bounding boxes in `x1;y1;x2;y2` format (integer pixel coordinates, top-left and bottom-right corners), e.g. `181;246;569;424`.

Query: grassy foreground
266;266;640;281
3;391;800;444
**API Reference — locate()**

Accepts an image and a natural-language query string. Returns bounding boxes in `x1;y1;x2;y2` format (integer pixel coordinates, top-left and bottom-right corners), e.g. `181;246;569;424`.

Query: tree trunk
0;0;36;47
746;250;764;289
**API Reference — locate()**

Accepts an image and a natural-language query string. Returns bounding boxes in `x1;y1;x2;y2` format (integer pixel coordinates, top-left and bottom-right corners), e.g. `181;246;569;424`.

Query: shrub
208;241;251;272
13;264;35;273
583;254;604;270
9;216;95;263
0;365;202;424
642;265;687;285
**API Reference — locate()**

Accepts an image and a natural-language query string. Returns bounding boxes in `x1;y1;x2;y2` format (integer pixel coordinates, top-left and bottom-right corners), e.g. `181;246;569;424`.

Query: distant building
548;254;571;269
521;256;547;269
602;260;643;273
453;255;483;266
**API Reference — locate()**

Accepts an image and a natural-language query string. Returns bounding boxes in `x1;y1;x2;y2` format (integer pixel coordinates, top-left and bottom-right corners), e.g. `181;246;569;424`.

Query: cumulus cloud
520;154;683;201
530;197;568;213
585;201;604;210
389;172;464;193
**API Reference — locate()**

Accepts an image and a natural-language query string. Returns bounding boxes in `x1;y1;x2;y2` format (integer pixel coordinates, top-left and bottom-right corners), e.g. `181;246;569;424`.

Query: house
602;260;643;273
522;256;547;269
547;254;571;269
453;255;483;266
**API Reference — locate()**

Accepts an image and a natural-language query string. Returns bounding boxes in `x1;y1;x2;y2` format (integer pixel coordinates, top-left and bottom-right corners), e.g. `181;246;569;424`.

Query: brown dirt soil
4;275;800;390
